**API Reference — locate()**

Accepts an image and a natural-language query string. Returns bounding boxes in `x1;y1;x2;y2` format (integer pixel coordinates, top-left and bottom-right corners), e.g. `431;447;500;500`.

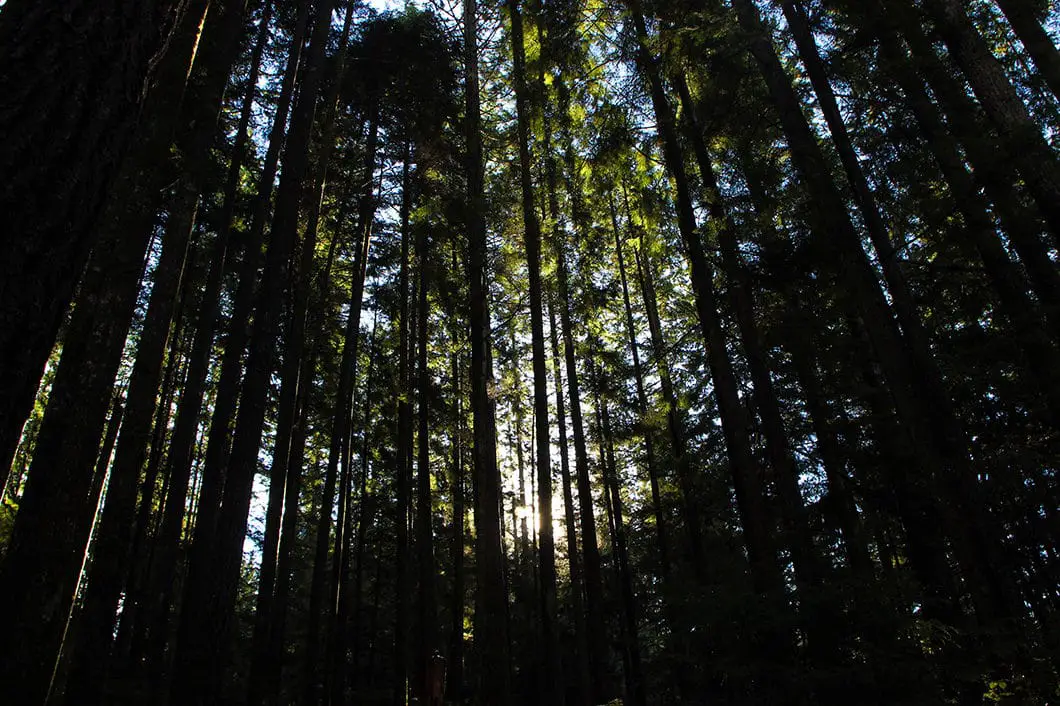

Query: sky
365;0;410;11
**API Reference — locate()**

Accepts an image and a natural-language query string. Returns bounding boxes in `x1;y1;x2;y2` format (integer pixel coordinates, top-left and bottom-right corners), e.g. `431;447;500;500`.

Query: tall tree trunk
350;317;381;693
136;0;307;677
673;59;843;669
170;0;336;699
786;0;1060;425
0;3;243;699
543;95;593;705
553;74;613;701
870;0;1060;340
835;0;1060;422
625;0;785;606
630;242;705;580
446;331;466;701
63;180;197;706
919;0;1060;239
508;2;563;699
111;301;190;670
732;0;1015;626
993;0;1060;101
249;6;355;703
0;0;185;476
388;142;415;706
464;0;512;701
609;196;668;576
414;216;438;702
301;95;381;706
591;362;646;706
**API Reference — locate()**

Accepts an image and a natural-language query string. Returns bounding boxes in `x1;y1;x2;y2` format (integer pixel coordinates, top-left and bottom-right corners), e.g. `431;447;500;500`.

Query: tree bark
388;141;415;706
839;0;1060;423
170;0;336;699
248;6;355;703
464;0;512;701
732;0;1015;626
609;194;668;577
920;0;1060;241
591;361;646;706
446;332;466;701
63;179;198;705
0;2;243;699
626;0;785;603
993;0;1060;101
136;0;306;677
0;0;185;475
507;2;563;700
414;212;438;702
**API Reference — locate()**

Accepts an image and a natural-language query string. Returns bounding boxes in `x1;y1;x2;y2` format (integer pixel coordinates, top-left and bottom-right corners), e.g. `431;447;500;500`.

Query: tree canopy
1;0;1059;704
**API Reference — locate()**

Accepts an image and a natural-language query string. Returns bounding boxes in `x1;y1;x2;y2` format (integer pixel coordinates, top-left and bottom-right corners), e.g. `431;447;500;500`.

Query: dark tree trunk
135;0;306;676
414;213;438;702
464;0;512;701
249;7;355;703
546;289;592;706
63;179;198;706
920;0;1060;240
993;0;1060;101
838;0;1060;423
631;244;705;581
591;362;646;706
170;0;336;699
869;0;1060;340
732;0;1017;627
0;0;185;476
626;0;785;606
609;194;668;577
446;330;466;701
553;74;613;701
0;2;244;699
507;2;563;700
111;292;191;671
389;141;415;706
349;317;381;692
672;60;840;667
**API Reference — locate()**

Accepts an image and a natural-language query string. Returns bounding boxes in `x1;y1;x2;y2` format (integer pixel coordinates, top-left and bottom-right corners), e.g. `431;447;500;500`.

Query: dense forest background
1;0;1059;704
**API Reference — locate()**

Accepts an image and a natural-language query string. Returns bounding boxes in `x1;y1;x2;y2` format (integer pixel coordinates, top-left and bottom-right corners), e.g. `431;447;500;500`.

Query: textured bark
0;0;185;476
464;0;512;701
